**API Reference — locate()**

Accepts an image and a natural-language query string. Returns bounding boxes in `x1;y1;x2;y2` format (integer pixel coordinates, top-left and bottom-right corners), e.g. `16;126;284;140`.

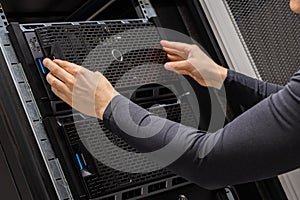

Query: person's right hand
160;40;228;89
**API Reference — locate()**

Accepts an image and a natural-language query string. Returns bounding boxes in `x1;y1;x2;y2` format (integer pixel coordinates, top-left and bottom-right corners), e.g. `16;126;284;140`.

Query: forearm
103;69;300;190
224;70;283;110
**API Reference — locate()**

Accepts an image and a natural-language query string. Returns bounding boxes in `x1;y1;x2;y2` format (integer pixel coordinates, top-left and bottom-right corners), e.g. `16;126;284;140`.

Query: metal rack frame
0;5;73;200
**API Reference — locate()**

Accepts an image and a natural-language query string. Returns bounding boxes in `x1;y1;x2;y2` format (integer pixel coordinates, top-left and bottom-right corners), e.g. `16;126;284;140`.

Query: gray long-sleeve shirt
103;69;300;190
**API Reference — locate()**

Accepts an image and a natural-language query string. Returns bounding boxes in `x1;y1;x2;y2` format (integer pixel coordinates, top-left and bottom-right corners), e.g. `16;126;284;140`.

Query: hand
160;40;228;89
43;58;119;120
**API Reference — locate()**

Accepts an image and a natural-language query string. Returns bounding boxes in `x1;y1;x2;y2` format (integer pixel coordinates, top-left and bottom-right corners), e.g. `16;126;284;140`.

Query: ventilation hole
122;188;142;200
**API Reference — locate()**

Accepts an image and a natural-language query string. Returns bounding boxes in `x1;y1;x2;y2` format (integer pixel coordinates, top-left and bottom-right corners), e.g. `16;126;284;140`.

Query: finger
51;87;72;106
161;40;191;52
164;60;193;72
167;54;184;62
53;59;81;76
46;73;73;94
43;58;75;87
173;69;190;76
163;47;186;58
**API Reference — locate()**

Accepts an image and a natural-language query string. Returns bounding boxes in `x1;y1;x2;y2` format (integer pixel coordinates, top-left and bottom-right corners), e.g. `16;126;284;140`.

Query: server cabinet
0;0;295;199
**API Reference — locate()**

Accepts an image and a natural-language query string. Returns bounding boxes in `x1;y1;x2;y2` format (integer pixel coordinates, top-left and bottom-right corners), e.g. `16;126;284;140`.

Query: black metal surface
66;0;117;21
142;184;214;200
1;0;138;23
0;48;57;200
0;0;87;22
35;21;178;90
7;23;55;117
224;0;300;85
0;143;21;200
255;179;288;200
55;93;197;198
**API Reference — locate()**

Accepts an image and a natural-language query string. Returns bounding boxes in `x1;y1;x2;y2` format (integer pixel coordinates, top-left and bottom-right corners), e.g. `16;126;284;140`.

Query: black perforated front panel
224;0;300;85
60;102;196;198
36;21;178;89
30;21;198;198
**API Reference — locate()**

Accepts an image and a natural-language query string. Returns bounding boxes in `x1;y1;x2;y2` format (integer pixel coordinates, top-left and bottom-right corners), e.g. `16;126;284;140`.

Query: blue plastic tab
76;153;83;170
37;58;46;74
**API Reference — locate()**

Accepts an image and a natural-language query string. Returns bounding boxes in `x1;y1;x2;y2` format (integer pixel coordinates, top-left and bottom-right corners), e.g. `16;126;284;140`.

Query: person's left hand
43;58;119;120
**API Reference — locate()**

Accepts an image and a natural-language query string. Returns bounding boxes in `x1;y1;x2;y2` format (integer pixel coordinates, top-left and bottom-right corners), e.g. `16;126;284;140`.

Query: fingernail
165;63;172;69
43;58;49;66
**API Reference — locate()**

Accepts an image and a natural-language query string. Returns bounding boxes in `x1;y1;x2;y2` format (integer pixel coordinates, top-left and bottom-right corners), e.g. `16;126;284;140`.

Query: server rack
0;0;294;199
0;2;232;199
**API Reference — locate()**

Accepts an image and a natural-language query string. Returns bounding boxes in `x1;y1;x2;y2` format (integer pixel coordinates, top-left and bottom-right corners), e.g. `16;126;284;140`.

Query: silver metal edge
279;170;300;200
19;19;149;32
199;0;260;79
138;0;157;19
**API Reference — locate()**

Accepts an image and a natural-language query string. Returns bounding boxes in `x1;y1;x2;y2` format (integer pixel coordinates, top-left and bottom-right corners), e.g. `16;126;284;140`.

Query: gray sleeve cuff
103;94;126;129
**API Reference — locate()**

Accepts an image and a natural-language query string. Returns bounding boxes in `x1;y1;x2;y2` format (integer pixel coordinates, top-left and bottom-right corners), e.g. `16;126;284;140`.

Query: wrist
210;64;228;89
92;71;120;120
96;89;120;120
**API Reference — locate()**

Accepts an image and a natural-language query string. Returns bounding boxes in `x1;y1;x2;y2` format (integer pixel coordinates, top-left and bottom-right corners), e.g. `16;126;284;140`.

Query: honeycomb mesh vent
35;21;178;89
224;0;300;85
63;102;197;197
36;20;197;198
